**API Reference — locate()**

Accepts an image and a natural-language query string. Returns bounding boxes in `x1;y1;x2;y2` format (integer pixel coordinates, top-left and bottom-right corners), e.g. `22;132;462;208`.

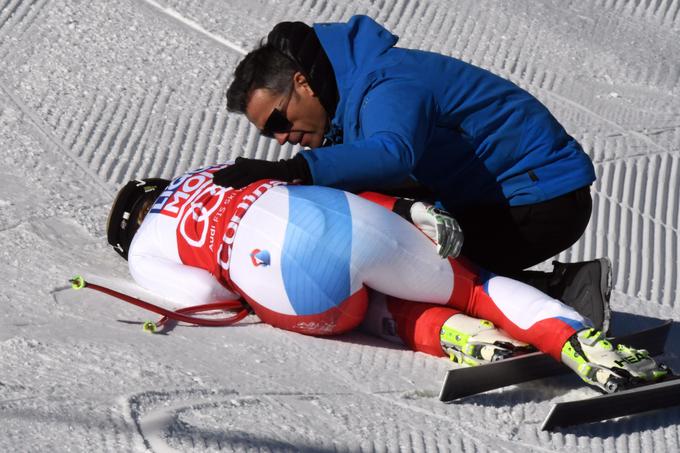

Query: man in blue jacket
214;16;610;330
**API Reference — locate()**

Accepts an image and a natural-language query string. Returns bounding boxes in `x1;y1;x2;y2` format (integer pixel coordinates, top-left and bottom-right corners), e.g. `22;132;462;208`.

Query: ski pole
69;276;249;331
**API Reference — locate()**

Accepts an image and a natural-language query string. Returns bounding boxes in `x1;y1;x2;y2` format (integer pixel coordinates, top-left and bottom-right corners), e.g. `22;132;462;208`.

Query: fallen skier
104;162;667;393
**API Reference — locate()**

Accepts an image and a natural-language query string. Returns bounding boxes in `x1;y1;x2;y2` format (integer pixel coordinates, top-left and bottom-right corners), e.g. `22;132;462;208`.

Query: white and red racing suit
129;164;590;360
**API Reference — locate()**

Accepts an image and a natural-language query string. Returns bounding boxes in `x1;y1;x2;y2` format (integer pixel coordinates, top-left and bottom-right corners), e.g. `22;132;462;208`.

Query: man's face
246;72;328;149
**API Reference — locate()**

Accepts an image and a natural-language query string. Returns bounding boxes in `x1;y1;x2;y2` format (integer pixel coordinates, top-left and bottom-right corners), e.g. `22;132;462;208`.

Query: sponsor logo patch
250;249;271;267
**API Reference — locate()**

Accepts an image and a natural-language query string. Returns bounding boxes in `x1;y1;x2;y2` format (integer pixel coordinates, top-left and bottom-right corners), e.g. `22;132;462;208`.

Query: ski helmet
107;178;170;260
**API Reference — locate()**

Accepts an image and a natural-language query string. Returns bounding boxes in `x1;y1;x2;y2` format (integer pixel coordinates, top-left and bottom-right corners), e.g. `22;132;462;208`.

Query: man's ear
293;71;317;97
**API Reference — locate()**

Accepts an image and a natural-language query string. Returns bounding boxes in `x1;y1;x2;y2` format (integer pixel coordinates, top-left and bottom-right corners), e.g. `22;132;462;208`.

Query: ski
439;319;672;402
541;376;680;430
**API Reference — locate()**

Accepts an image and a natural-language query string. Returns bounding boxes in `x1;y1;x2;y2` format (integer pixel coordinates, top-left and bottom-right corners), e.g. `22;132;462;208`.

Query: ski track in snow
1;0;679;451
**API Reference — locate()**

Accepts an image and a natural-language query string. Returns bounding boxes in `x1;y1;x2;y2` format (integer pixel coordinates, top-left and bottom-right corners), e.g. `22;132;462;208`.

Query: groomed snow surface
1;1;679;451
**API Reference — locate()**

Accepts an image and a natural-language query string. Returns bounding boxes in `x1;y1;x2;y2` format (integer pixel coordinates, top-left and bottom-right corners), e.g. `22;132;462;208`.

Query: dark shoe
548;258;612;334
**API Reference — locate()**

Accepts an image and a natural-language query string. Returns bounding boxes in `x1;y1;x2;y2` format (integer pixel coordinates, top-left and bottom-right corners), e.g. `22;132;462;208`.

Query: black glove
213;154;312;189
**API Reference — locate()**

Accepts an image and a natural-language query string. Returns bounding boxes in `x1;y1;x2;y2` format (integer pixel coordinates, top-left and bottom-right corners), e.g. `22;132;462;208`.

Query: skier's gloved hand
213;154;312;188
409;202;464;259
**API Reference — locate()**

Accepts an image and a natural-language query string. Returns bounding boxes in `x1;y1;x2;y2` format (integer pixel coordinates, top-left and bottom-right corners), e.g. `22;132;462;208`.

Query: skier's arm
128;254;239;309
301;79;437;191
358;191;464;259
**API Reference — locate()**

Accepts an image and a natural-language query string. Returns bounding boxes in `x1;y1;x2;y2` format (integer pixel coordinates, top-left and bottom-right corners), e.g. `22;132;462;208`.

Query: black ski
541;376;680;430
439;319;672;402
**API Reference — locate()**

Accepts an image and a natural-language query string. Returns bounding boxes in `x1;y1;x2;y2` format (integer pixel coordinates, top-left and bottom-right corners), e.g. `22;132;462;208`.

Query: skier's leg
352;191;523;361
453;260;590;361
340;192;591;361
360;291;530;364
344;190;456;302
447;261;668;391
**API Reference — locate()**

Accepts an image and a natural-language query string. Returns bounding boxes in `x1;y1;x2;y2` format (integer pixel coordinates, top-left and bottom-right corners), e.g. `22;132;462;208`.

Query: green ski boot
440;314;532;366
561;328;668;393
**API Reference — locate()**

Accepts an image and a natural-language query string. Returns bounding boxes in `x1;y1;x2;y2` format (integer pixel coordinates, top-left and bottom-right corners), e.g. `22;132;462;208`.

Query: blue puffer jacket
299;15;595;208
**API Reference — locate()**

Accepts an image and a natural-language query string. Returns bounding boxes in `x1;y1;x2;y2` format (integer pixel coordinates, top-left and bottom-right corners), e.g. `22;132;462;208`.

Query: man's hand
213;155;312;188
213;157;289;188
409;202;464;259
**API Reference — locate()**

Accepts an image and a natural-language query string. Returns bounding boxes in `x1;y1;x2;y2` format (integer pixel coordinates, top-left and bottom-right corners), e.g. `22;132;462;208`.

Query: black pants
452;186;592;275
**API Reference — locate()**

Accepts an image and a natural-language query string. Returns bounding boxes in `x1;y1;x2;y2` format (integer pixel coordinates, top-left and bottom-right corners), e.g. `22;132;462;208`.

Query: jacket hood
313;16;398;122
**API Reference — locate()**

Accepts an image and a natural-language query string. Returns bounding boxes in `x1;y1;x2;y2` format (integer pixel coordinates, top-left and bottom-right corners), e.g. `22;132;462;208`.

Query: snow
1;0;679;451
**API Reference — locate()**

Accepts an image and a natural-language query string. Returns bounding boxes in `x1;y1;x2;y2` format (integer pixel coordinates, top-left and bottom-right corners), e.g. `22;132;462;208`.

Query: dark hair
226;43;300;113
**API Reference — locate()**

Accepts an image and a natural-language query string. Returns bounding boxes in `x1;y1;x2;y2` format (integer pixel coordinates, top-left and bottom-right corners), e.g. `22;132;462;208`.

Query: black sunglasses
261;108;293;138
